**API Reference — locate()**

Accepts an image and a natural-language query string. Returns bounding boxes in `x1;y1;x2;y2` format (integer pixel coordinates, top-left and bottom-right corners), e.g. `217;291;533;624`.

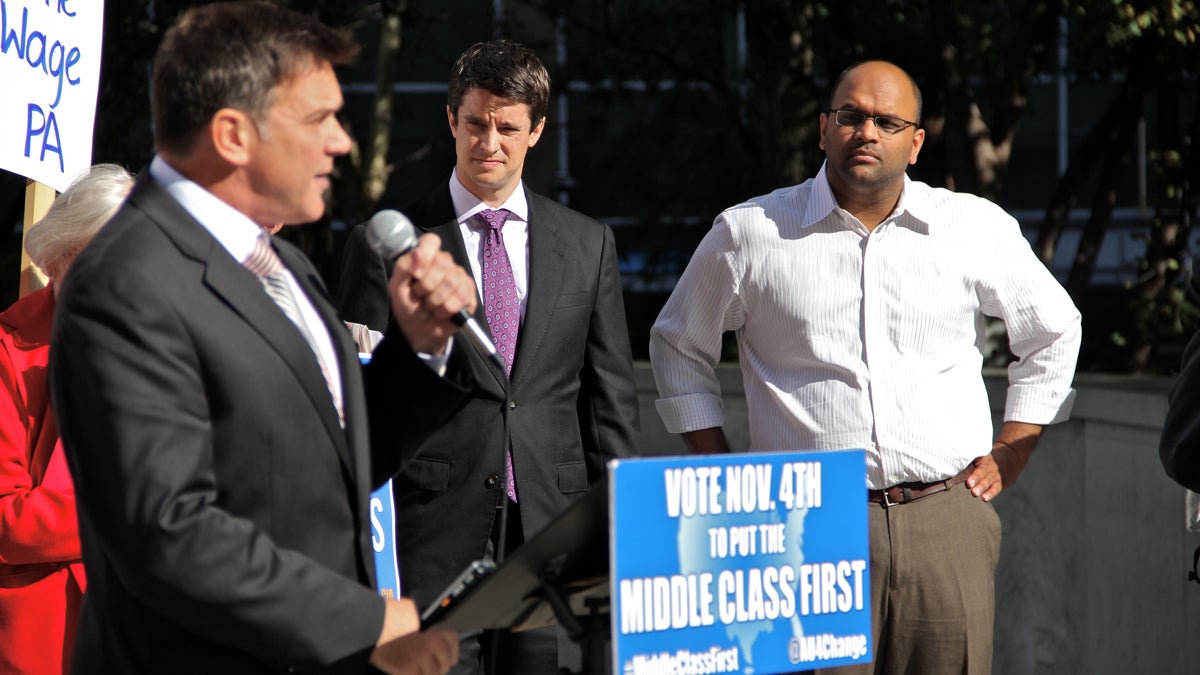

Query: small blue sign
358;350;400;599
371;478;401;600
610;449;871;674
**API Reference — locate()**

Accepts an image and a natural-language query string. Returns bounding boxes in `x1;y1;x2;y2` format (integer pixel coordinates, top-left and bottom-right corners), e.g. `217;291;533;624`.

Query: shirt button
508;401;517;410
485;474;499;489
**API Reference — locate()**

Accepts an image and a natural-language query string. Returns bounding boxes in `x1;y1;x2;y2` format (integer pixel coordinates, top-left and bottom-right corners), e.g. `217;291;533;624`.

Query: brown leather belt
868;466;974;507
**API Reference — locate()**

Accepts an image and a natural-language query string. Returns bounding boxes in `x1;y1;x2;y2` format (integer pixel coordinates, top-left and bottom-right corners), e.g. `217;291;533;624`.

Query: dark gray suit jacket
49;174;472;674
337;179;639;611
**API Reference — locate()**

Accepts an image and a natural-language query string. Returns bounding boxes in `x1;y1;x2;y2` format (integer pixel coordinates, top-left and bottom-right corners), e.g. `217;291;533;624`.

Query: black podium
422;478;613;674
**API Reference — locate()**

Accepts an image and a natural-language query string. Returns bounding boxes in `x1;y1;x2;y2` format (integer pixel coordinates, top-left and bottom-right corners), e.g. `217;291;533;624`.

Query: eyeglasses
828;109;918;135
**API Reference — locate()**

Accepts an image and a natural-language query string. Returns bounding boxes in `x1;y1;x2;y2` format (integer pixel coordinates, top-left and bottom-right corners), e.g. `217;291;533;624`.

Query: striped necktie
243;232;344;426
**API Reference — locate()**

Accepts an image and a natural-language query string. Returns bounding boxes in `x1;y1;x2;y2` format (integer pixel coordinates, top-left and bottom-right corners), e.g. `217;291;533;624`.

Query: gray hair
25;163;134;282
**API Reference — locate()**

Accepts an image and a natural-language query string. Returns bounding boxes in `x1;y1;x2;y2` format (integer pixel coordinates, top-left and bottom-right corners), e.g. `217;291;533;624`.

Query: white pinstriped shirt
649;163;1082;489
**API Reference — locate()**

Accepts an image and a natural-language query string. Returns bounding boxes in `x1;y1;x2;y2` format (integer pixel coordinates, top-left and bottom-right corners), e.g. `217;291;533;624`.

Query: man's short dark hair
152;1;359;156
447;40;551;127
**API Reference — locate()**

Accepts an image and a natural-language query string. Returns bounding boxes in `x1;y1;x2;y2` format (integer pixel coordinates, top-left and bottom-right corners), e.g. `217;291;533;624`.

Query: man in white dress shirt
649;60;1081;674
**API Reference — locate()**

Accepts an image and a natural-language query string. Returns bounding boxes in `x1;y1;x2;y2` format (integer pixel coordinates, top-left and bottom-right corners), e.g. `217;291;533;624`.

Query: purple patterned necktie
478;208;519;502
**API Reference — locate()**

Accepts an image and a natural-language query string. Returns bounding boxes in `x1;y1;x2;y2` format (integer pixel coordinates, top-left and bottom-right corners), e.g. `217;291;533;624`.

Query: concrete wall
631;363;1200;674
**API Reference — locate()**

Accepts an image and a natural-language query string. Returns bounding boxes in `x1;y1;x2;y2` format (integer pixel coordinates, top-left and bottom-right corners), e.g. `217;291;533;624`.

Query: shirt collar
449;167;530;227
896;177;937;233
149;155;265;262
802;162;841;228
804;161;933;235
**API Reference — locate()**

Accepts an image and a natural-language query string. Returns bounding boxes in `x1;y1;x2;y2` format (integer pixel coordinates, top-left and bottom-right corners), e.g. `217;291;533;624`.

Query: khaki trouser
807;482;1002;675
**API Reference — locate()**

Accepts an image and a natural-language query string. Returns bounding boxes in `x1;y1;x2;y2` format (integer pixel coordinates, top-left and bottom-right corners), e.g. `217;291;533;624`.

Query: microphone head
365;209;418;260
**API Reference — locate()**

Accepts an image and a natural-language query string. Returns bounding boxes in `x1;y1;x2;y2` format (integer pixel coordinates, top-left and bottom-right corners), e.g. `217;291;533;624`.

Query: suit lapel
132;178;355;475
277;243;371;503
206;248;354;467
510;190;566;385
417;185;509;393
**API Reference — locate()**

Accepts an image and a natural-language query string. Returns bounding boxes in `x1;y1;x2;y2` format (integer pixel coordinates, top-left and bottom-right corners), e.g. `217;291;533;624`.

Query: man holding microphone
50;3;471;673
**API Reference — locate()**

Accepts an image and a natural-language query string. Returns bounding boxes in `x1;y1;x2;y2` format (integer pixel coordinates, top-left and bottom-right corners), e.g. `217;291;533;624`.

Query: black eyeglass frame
827;109;919;134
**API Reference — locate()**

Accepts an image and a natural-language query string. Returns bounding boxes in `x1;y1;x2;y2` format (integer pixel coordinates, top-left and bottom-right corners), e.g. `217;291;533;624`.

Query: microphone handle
384;249;506;371
452;310;506;370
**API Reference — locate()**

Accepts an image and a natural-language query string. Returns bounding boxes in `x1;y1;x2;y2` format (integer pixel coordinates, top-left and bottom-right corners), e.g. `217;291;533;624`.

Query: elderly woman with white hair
0;163;133;675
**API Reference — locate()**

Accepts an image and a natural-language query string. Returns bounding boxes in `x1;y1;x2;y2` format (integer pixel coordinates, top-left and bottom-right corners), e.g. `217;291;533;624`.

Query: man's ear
210;108;257;167
528;116;545;148
908;127;926;166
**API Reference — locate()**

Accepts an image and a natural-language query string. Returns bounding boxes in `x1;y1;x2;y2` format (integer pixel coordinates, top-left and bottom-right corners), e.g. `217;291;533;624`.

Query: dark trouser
808;483;1002;675
449;500;561;675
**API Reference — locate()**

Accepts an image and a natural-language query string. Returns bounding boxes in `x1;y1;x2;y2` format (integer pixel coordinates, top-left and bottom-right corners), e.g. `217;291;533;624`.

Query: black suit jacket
49;174;472;674
337;179;639;610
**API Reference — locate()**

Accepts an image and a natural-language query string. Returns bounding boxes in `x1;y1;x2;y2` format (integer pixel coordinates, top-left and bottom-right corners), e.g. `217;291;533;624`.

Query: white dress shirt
450;168;530;322
149;156;344;402
650;162;1082;489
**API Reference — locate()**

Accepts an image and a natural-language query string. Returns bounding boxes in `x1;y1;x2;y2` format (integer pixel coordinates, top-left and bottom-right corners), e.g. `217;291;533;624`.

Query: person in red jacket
0;164;133;675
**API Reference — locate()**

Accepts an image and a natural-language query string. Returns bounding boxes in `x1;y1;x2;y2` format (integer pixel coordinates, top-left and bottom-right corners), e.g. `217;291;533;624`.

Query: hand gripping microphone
365;209;504;368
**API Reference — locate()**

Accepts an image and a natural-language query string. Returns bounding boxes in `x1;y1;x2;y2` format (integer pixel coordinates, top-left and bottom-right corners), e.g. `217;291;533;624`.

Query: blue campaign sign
370;478;401;600
609;449;871;674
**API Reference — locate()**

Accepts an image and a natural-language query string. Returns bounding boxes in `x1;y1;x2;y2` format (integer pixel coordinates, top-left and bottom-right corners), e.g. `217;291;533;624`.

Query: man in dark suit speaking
337;41;640;675
48;3;472;673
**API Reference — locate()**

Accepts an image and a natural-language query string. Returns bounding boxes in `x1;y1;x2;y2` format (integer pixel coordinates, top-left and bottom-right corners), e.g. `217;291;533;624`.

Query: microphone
366;209;504;368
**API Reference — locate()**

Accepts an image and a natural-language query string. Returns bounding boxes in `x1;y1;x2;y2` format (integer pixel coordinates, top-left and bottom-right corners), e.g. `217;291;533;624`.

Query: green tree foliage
521;0;1200;371
3;0;1197;372
1107;1;1200;371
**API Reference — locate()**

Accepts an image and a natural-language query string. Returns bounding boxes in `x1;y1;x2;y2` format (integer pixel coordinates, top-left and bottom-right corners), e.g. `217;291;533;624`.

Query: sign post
20;178;53;295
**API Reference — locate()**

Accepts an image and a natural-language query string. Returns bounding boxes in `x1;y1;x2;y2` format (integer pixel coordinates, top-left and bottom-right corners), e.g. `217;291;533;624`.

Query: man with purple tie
336;40;640;675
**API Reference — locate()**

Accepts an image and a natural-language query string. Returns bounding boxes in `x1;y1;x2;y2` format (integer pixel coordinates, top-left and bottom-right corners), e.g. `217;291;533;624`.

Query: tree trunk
1034;73;1144;268
1063;106;1138;300
924;0;1060;199
363;0;406;215
912;4;955;189
743;0;821;192
1121;76;1194;372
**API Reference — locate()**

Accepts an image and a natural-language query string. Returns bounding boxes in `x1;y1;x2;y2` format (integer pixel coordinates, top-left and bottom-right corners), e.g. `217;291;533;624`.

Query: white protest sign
1;0;104;192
